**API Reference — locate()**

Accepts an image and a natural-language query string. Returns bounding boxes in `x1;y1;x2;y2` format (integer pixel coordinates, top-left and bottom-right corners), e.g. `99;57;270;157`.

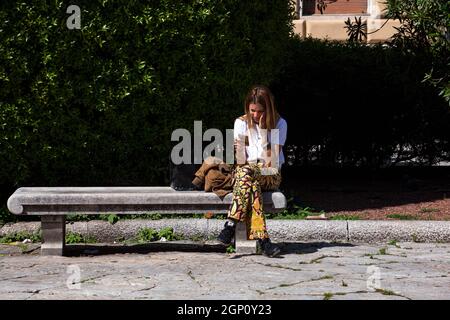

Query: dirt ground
282;175;450;220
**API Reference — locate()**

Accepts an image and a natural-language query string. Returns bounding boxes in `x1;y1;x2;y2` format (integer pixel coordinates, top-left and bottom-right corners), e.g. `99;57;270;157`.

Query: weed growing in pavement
226;245;236;254
189;234;205;242
388;240;400;248
65;232;96;244
136;227;183;243
388;239;396;245
323;292;333;300
107;214;119;225
375;288;396;296
137;227;160;242
157;227;182;241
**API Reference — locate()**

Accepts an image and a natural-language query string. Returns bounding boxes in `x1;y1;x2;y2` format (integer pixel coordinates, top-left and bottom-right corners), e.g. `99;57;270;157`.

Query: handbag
169;159;201;191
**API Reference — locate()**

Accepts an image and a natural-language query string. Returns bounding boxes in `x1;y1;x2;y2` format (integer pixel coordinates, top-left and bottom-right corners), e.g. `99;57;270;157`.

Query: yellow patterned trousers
227;164;282;240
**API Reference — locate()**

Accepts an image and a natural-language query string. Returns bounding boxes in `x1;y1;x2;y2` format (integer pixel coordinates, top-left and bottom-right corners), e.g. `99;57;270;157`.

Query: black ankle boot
257;238;281;257
217;221;236;245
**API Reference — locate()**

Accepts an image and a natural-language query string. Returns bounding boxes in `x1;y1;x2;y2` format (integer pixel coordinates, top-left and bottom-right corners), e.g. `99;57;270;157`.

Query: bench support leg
234;221;256;254
41;216;66;256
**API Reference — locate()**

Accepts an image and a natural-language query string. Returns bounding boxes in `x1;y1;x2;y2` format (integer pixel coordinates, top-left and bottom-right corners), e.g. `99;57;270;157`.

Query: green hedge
0;0;295;192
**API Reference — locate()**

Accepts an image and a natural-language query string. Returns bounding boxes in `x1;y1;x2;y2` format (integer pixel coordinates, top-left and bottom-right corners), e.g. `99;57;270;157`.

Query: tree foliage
385;0;450;103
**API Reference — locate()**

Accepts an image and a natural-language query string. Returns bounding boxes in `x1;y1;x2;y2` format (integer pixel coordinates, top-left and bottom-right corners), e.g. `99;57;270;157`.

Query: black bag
169;161;201;191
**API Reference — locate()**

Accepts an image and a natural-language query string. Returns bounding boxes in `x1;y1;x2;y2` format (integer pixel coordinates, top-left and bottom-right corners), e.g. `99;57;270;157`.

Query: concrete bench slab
7;187;287;255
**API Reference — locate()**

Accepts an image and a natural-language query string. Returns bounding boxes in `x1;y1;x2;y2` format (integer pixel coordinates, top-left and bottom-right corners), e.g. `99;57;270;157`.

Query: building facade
294;0;400;43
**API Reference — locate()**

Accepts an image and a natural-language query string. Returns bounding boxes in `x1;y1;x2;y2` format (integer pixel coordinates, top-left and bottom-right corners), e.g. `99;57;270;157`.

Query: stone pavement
1;241;450;300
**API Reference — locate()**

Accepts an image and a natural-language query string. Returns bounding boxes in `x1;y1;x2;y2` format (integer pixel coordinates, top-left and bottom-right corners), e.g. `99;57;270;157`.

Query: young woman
217;85;287;257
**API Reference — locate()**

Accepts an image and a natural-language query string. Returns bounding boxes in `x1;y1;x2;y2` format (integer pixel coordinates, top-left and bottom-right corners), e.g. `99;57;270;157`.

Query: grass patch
330;214;360;220
0;231;41;243
265;200;326;220
65;232;96;244
387;214;417;220
378;247;388;255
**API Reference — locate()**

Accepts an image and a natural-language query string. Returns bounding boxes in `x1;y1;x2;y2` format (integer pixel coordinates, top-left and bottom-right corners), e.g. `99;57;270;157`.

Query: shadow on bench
7;186;287;256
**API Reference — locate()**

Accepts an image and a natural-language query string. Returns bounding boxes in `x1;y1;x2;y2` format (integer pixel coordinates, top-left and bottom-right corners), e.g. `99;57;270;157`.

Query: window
298;0;369;17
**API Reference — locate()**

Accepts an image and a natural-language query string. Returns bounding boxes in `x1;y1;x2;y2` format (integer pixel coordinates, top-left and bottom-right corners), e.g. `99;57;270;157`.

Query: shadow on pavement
64;241;228;257
227;241;356;260
8;241;355;258
278;241;355;255
64;241;355;257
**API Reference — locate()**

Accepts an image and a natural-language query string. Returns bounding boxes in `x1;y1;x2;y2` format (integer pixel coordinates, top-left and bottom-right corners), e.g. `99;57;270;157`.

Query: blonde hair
243;85;280;130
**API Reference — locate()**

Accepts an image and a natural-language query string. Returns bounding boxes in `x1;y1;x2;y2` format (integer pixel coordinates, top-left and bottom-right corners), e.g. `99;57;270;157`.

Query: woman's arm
234;135;248;165
264;118;287;168
234;119;247;165
263;144;281;168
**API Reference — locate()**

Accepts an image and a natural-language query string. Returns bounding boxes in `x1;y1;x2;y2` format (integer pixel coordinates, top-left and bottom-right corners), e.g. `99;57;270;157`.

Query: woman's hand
263;148;272;168
258;112;266;127
262;144;281;168
234;137;247;165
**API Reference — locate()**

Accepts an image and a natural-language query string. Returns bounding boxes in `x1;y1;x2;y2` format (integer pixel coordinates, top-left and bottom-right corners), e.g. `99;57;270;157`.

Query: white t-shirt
233;117;287;168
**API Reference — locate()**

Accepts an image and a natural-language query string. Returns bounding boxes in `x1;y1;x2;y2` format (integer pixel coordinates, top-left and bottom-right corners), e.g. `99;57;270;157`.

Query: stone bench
7;187;287;255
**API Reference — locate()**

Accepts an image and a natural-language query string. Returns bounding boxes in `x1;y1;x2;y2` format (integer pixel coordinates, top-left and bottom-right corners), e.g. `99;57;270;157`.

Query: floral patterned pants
227;163;282;240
